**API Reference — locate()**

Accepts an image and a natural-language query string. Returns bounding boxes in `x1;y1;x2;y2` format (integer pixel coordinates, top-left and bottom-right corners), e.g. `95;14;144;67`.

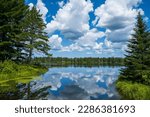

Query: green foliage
119;13;150;84
0;60;18;74
117;13;150;100
0;0;28;61
21;7;50;62
141;70;150;85
0;0;50;62
0;1;50;99
0;60;47;83
0;60;48;99
116;81;150;100
32;57;124;67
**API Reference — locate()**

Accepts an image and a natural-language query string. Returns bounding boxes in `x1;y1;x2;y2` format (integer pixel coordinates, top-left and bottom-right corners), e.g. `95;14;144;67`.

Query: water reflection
0;67;121;100
34;67;121;100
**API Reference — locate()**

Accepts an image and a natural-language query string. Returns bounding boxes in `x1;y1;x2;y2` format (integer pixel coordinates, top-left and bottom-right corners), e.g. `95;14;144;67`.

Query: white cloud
49;35;63;50
61;43;84;52
76;28;104;49
46;0;93;40
127;0;142;7
112;42;124;49
94;0;142;30
46;0;106;54
58;1;65;8
28;3;34;10
46;21;59;34
105;25;134;43
121;44;128;52
43;0;144;56
61;28;105;52
48;28;105;52
30;67;121;99
94;0;143;41
104;38;112;48
36;0;48;23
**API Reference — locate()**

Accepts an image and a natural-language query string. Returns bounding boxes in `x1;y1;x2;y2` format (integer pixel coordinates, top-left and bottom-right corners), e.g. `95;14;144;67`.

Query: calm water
0;66;122;100
20;66;121;100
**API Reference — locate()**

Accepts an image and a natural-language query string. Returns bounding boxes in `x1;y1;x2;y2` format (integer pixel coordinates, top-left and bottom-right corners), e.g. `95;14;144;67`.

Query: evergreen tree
0;1;50;62
0;0;28;61
120;13;150;84
21;7;50;62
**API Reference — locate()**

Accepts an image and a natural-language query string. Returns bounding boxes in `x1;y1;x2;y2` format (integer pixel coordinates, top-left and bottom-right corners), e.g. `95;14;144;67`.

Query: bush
116;81;150;100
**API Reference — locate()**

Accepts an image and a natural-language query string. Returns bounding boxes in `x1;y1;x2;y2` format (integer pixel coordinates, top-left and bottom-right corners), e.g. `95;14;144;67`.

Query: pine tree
0;0;28;61
120;13;150;84
21;7;50;62
0;1;50;62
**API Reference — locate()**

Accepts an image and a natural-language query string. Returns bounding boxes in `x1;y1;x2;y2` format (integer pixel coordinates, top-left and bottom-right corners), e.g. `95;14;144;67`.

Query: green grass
0;60;47;85
116;81;150;100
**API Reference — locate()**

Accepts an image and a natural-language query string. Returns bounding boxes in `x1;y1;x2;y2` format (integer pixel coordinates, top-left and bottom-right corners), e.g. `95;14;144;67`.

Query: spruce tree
21;7;50;62
120;13;150;84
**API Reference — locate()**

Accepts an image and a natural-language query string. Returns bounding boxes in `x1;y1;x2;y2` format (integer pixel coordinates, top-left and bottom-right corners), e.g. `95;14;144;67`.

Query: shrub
116;81;150;100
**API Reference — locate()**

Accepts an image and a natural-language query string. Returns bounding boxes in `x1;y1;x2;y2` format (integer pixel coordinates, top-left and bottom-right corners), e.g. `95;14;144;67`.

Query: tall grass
116;81;150;100
0;60;48;97
0;60;47;84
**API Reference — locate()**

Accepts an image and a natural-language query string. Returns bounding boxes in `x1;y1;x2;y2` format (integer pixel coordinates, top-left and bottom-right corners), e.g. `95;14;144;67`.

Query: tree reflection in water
0;66;122;100
0;81;51;100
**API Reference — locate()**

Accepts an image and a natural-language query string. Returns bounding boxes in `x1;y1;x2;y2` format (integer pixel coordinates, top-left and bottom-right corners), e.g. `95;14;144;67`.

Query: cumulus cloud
46;0;107;53
27;0;48;23
61;28;105;52
46;0;93;40
36;0;48;23
94;0;143;48
49;35;63;50
94;0;142;29
32;0;145;57
76;28;104;49
105;25;134;43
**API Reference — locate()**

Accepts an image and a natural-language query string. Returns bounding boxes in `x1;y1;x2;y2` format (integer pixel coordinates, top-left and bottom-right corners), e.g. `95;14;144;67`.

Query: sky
25;0;150;58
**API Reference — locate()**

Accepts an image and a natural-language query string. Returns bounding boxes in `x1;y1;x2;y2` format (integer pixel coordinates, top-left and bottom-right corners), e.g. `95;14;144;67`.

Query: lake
0;66;122;100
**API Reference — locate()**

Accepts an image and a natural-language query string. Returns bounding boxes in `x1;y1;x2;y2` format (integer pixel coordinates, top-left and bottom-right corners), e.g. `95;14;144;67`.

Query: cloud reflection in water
30;67;121;100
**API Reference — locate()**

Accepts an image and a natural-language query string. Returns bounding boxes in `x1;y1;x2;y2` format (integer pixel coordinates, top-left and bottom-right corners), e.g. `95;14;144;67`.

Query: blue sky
25;0;150;58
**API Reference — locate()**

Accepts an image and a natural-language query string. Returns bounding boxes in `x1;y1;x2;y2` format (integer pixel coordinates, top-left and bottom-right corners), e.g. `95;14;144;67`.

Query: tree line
33;57;124;67
0;0;50;63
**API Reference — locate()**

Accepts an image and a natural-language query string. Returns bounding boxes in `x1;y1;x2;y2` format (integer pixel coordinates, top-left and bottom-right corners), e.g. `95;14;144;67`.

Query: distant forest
33;57;124;67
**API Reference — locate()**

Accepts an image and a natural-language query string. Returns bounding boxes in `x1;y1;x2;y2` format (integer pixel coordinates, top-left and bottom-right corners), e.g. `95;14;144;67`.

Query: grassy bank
116;81;150;100
0;61;47;85
0;61;48;99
